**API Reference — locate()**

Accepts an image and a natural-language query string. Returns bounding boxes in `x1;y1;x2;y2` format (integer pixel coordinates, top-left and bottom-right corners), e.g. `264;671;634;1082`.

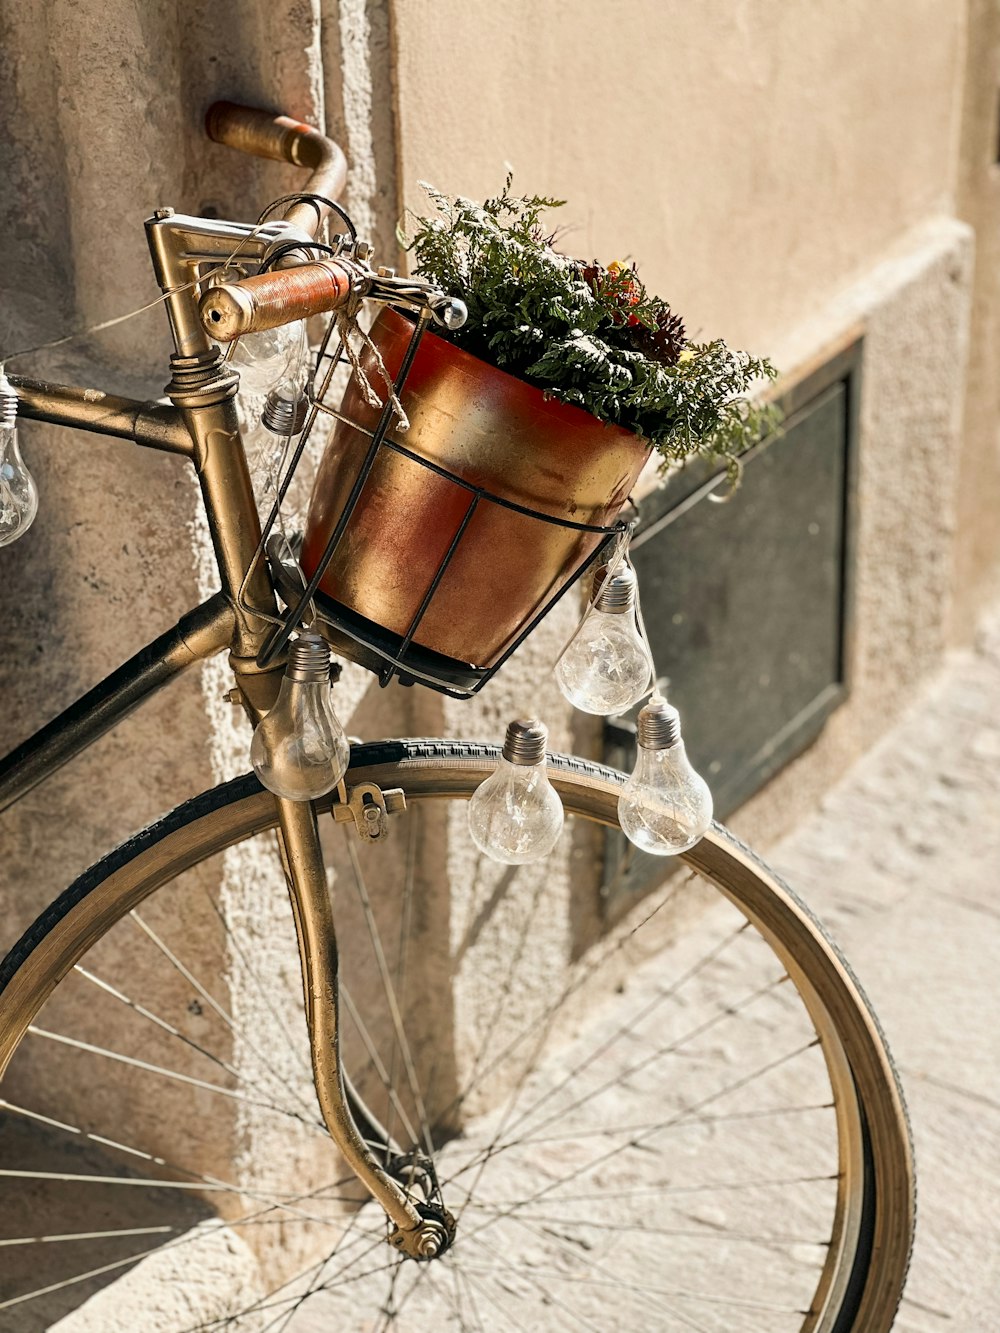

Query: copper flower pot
301;307;650;670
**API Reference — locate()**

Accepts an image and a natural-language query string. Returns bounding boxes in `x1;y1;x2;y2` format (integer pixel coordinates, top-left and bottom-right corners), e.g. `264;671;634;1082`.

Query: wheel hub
387;1200;456;1261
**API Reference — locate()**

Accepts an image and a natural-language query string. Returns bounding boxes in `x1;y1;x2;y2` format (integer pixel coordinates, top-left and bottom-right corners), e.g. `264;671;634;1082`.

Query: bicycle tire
0;741;914;1332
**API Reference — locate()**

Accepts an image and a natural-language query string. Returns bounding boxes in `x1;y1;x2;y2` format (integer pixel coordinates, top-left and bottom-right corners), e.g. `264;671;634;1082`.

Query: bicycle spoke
72;963;315;1124
375;1254;435;1329
457;1264;487;1333
24;1025;321;1129
0;1189;359;1315
512;1099;834;1143
341;830;438;1165
0;1239;191;1312
0;1225;174;1247
469;1170;836;1208
0;1169;231;1191
465;1210;717;1333
513;1211;827;1246
341;983;421;1148
453;1237;541;1333
499;920;751;1142
458;1255;802;1318
129;908;239;1030
0;1165;368;1231
460;1267;533;1332
507;954;783;1144
514;1217;719;1333
371;1260;403;1332
0;1097;365;1226
382;811;420;1164
0;1097;174;1169
128;908;321;1128
201;884;314;1083
435;869;693;1128
448;1263;470;1333
219;1208;377;1333
441;965;790;1193
449;870;552;1221
454;1037;821;1249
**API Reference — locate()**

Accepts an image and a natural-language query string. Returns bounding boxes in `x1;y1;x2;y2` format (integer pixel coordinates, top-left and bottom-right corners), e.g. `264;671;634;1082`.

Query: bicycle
0;103;913;1332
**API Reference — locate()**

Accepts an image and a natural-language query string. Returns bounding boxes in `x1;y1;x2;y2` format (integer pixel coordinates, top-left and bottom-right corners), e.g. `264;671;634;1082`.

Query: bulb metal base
262;388;309;436
637;697;681;750
286;632;333;684
593;562;637;615
0;368;18;430
502;719;549;766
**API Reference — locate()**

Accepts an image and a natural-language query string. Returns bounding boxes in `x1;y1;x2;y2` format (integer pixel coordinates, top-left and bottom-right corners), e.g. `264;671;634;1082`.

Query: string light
468;720;564;864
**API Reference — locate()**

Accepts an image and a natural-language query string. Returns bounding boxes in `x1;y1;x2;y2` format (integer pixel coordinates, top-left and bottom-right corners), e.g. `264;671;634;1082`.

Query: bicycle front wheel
0;741;913;1332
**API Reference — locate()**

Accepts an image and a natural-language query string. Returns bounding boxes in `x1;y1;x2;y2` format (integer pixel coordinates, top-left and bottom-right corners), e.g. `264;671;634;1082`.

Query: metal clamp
332;780;406;842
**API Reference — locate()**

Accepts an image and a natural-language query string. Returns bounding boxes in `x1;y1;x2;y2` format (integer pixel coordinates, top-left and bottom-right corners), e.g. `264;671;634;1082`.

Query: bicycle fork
274;796;455;1260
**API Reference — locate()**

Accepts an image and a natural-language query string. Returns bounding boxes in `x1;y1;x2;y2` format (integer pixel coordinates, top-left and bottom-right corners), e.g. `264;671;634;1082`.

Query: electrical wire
256;193;357;241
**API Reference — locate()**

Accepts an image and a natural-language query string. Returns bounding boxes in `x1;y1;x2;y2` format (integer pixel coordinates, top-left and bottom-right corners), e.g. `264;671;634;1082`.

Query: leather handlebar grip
199;261;358;342
205;101;326;169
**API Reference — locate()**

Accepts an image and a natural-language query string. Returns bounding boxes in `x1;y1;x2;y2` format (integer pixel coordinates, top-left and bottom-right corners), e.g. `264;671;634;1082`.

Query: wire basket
246;258;643;699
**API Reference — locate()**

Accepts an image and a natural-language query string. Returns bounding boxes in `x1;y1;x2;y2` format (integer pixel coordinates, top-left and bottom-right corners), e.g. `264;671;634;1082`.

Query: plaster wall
391;0;964;354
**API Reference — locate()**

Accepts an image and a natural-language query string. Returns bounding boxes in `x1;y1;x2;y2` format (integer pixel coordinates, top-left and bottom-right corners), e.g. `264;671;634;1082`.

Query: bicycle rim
0;741;913;1332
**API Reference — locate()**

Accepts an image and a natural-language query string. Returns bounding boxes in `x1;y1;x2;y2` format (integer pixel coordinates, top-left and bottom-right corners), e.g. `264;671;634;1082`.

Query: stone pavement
772;602;1000;1331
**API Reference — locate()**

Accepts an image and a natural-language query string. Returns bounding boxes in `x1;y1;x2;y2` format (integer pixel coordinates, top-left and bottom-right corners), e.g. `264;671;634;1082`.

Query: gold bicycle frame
0;107;438;1255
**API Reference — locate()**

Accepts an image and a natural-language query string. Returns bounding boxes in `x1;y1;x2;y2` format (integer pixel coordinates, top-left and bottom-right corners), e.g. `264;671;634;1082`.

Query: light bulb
251;633;349;801
243;381;309;514
229;319;308;395
0;368;38;547
618;696;713;855
468;719;564;865
556;564;651;715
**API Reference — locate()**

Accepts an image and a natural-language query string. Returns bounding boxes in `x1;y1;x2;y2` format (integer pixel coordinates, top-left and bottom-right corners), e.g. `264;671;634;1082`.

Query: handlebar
200;259;362;342
205;101;348;238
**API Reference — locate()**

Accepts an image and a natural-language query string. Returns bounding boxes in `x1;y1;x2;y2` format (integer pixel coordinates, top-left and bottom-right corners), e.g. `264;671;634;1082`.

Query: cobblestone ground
773;605;1000;1331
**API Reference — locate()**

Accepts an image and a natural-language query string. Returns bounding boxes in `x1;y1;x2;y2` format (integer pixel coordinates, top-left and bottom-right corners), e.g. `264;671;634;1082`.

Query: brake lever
366;272;467;331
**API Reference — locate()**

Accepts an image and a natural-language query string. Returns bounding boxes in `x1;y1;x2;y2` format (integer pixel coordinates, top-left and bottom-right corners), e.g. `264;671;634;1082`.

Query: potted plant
302;180;776;672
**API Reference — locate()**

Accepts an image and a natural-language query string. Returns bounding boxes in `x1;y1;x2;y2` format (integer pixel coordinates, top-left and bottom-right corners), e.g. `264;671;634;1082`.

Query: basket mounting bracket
332;779;406;842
